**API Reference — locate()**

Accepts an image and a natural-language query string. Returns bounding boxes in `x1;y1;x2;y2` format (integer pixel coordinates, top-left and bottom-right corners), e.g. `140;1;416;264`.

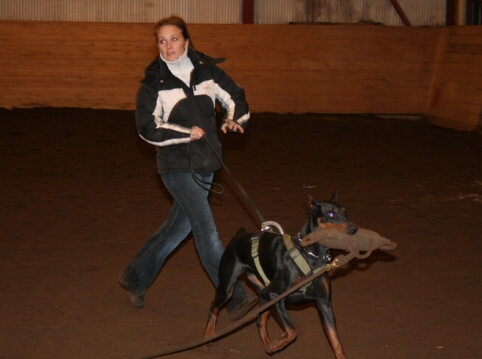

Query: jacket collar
142;48;226;87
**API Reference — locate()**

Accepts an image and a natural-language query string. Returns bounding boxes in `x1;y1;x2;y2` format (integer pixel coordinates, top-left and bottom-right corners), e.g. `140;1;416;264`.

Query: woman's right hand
190;126;205;141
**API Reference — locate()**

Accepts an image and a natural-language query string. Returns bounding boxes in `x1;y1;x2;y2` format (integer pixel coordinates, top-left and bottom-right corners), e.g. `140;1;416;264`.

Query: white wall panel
256;0;446;25
0;0;446;26
0;0;242;23
254;0;306;24
307;0;364;23
363;0;446;26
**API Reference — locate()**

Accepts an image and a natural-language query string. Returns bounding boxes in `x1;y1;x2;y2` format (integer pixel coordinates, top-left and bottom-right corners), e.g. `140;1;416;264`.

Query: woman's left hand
221;119;244;134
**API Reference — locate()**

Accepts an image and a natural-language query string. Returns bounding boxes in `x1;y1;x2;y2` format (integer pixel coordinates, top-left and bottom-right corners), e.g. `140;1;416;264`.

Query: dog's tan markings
258;291;299;353
258;310;271;350
247;273;265;290
266;327;297;354
203;306;219;340
259;307;297;354
324;326;346;359
319;222;351;232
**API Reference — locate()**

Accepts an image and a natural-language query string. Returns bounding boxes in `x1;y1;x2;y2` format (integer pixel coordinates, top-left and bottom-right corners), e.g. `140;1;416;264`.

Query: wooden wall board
0;21;480;131
427;26;482;131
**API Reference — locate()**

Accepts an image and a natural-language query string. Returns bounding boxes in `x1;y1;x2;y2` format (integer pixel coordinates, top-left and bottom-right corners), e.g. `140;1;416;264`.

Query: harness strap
251;236;271;286
283;234;327;292
251;234;326;292
282;234;312;276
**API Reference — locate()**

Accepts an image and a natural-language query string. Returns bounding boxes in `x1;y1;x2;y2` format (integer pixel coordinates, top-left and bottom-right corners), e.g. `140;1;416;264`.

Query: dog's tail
235;227;247;236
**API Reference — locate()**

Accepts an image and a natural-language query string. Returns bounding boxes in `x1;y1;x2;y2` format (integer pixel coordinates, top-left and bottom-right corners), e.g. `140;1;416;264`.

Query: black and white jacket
135;48;250;175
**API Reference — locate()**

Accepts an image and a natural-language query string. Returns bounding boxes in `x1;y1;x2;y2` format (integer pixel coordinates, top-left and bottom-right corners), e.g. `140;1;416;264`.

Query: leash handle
190;172;225;195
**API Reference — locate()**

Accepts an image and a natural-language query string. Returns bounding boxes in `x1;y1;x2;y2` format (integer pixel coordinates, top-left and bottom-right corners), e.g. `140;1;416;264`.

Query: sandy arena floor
1;108;481;359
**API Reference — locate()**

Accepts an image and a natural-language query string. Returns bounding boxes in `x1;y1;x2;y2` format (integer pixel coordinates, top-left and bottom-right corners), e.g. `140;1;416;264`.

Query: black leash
200;136;266;225
190;171;225;194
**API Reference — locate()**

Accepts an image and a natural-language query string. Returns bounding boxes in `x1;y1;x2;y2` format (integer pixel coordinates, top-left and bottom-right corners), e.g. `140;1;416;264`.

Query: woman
119;15;256;320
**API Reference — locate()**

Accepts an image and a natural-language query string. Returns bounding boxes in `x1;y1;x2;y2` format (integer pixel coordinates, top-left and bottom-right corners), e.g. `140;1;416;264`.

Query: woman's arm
212;66;250;130
135;85;191;147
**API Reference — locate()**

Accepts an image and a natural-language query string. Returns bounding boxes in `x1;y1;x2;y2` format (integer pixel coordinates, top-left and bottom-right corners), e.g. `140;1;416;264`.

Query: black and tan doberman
203;193;357;358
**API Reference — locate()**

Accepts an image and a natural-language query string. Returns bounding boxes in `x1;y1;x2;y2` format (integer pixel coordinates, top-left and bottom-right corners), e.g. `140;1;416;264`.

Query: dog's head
304;192;358;236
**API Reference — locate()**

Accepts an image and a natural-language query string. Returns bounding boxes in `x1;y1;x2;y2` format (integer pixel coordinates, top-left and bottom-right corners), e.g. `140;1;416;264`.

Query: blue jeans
120;172;248;309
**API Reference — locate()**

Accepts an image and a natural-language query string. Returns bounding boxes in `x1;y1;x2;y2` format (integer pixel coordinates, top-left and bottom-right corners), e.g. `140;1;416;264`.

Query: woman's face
156;25;188;62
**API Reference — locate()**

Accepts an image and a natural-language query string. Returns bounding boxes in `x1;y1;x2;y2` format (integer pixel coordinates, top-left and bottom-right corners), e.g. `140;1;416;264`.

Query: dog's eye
327;211;336;219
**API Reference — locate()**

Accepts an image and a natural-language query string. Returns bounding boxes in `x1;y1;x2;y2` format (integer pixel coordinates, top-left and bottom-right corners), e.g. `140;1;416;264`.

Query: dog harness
251;234;326;292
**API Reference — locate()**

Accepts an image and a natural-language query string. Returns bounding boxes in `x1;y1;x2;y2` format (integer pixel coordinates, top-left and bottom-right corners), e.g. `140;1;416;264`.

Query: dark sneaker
128;291;144;309
228;295;258;321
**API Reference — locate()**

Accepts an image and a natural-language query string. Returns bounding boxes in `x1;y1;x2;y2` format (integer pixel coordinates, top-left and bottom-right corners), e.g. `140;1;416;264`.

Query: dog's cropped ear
310;198;320;214
303;184;317;205
330;191;339;203
302;184;313;198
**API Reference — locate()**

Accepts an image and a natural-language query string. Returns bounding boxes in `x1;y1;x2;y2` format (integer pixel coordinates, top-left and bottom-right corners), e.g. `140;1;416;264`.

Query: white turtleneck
160;48;194;87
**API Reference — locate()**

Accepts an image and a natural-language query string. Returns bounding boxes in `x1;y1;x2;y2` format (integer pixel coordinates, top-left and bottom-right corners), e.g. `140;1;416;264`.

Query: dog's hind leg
203;281;234;343
203;248;243;340
203;303;220;340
